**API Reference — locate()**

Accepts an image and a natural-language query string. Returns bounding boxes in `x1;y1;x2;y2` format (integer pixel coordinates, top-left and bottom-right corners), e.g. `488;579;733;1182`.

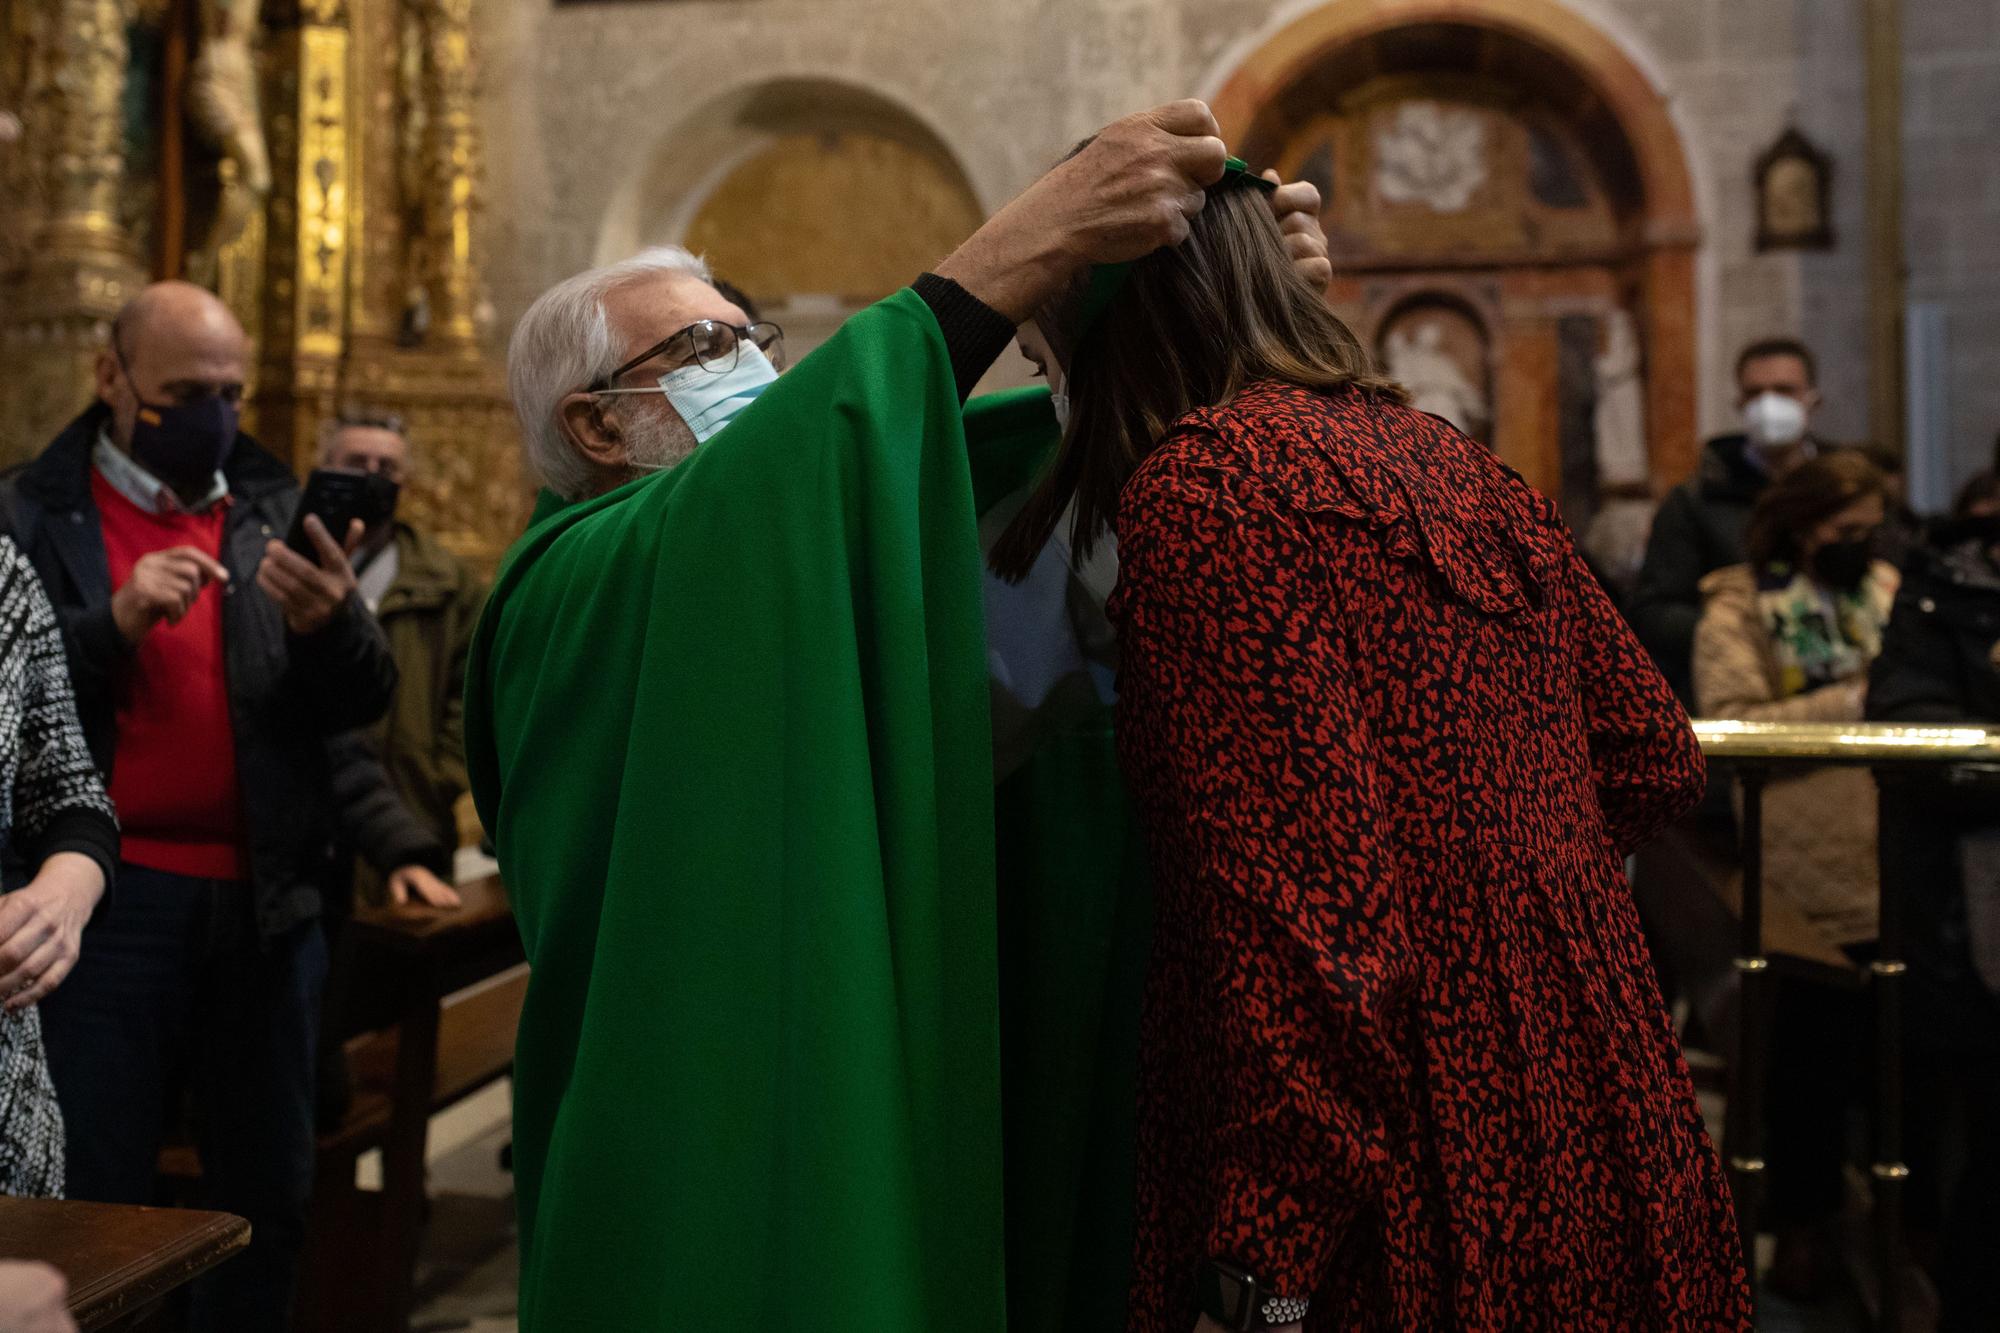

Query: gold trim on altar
0;0;525;570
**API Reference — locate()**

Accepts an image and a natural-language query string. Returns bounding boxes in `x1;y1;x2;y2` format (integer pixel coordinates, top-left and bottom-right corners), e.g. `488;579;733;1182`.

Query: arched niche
1209;0;1701;514
1375;291;1498;446
598;79;985;359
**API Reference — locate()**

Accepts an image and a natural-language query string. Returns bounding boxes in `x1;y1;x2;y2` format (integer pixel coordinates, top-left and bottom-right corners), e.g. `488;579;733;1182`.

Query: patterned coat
1108;383;1750;1331
0;535;118;1198
1692;561;1898;950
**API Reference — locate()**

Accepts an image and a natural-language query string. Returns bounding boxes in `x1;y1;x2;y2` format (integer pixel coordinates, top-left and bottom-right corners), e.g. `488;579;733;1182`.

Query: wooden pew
152;876;524;1330
293;873;526;1333
0;1198;247;1330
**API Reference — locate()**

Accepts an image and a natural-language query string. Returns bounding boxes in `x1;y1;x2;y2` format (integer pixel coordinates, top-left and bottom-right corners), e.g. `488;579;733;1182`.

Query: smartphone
285;468;398;559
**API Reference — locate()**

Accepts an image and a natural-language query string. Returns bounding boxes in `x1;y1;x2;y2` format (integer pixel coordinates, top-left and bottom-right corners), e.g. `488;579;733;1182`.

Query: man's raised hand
257;514;363;637
935;100;1231;323
1053;100;1231;264
1263;170;1333;295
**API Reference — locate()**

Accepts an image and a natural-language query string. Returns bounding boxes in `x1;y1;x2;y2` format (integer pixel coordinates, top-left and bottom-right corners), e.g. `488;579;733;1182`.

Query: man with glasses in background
0;280;397;1332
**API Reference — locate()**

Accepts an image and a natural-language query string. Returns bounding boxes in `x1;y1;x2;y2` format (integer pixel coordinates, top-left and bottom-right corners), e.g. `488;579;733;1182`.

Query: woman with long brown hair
1001;174;1750;1330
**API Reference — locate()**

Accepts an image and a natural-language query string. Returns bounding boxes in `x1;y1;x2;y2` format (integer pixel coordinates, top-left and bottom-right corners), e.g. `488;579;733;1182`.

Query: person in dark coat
1630;337;1831;703
317;409;483;908
0;281;396;1332
1866;514;2000;1333
996;180;1748;1332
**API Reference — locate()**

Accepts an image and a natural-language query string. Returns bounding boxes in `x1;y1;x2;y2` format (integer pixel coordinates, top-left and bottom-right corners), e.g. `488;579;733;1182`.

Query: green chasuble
966;389;1154;1333
465;289;1003;1331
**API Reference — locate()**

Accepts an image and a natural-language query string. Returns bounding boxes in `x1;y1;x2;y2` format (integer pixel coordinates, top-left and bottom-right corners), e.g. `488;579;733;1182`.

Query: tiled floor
400;1072;1918;1332
407;1082;518;1333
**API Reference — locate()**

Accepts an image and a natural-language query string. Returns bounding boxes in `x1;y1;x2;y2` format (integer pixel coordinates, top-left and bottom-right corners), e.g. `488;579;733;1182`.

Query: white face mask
658;343;778;445
1743;390;1808;450
1049;388;1070;432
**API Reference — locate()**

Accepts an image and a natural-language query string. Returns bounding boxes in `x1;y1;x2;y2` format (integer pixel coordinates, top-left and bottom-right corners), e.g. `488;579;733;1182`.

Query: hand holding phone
285;468;398;559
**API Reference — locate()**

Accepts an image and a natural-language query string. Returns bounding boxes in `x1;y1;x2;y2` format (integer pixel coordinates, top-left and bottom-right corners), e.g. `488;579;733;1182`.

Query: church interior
1;0;1998;1330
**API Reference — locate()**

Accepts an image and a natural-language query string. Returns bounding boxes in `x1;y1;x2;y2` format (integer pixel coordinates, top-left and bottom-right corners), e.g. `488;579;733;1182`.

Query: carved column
1864;0;1905;456
255;0;352;465
336;0;525;570
0;0;148;463
415;0;483;345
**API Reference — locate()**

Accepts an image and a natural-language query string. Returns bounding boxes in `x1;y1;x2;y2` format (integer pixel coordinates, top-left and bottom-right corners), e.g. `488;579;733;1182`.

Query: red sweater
93;470;247;880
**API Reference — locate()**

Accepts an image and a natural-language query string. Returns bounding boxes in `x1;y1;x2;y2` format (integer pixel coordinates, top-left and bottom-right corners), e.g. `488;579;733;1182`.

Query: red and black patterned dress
1109;382;1751;1331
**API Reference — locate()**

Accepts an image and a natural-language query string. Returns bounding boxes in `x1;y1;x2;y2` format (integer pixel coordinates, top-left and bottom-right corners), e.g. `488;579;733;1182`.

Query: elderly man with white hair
466;101;1333;1332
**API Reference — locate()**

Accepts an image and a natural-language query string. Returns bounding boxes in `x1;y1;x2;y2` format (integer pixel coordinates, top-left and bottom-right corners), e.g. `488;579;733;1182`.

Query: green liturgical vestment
465;290;1006;1331
966;388;1152;1333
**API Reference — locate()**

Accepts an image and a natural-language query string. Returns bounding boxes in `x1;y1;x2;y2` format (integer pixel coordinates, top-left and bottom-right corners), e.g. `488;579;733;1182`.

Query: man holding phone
0;280;397;1332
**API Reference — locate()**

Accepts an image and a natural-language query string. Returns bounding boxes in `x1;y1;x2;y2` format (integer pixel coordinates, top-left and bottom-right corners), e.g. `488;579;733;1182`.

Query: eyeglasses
590;320;785;392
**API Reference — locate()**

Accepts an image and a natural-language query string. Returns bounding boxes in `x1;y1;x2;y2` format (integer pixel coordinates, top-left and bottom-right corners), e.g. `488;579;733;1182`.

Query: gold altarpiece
0;0;526;566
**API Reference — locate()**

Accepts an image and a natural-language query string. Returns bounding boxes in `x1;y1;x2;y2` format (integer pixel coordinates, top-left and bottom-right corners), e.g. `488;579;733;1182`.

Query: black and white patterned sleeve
4;542;117;882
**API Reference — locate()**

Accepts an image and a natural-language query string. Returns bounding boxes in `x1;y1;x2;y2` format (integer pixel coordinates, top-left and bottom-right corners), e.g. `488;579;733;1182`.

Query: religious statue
186;0;270;262
1374;100;1488;214
1592;309;1649;489
1755;127;1833;251
1581;497;1655;599
1385;318;1490;439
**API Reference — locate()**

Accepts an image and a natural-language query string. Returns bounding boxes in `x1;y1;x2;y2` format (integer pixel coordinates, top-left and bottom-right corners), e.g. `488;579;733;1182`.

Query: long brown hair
1744;450;1884;570
989;183;1403;580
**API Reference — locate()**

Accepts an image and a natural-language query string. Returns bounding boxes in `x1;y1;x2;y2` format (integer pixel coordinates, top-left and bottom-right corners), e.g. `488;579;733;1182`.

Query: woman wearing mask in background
1692;451;1895;1303
998;165;1748;1332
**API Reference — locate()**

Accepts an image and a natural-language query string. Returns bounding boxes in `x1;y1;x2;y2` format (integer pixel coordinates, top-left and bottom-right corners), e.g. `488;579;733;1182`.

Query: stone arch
1206;0;1703;490
596;79;984;354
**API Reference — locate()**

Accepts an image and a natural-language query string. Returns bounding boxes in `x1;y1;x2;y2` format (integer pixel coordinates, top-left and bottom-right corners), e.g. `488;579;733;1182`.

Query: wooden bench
0;1198;248;1330
157;875;525;1332
294;873;526;1333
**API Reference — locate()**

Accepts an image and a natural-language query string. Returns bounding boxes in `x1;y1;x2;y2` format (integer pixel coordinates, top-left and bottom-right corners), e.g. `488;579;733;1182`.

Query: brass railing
1689;720;2000;1330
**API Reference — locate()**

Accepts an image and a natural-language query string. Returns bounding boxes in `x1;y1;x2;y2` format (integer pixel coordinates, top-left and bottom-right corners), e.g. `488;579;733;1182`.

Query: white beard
621;397;699;473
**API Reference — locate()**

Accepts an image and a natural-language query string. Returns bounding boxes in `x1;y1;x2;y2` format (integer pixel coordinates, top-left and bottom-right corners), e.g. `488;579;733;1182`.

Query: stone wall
1905;0;2000;486
474;0;2000;491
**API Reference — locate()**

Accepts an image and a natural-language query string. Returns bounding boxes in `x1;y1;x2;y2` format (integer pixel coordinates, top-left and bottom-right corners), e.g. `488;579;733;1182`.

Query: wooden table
0;1197;247;1329
296;873;526;1333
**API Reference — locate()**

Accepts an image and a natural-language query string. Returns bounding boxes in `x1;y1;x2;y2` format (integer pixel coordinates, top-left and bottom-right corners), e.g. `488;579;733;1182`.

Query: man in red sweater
1;282;398;1332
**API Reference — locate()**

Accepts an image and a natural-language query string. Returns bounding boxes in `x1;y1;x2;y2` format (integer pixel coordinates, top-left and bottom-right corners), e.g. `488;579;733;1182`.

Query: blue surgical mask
659;344;777;444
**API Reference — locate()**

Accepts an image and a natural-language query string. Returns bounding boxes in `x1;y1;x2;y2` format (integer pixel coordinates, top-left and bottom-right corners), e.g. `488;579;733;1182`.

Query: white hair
506;246;713;500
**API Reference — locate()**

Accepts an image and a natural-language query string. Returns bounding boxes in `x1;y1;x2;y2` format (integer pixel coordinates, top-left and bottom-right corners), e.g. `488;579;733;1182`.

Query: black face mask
127;393;238;496
1811;538;1875;591
352;470;401;530
359;476;402;557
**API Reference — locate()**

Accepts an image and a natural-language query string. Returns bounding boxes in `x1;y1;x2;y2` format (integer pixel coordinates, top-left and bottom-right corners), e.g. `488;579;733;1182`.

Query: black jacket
1867;538;2000;1053
1629;433;1790;702
0;404;398;937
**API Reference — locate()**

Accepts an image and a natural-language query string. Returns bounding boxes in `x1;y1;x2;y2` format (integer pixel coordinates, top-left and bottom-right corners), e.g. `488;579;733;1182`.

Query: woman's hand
0;853;104;1011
